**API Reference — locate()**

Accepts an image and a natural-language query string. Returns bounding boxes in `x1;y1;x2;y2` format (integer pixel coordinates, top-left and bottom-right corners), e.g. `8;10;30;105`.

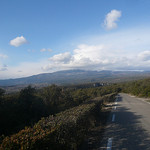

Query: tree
0;88;5;97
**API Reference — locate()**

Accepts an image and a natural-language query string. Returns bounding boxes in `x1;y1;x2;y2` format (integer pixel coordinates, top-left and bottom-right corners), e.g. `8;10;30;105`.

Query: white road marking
107;138;113;150
112;114;115;122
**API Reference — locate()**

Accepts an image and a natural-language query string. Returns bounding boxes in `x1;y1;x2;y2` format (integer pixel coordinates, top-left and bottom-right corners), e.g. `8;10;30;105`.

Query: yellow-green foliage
120;78;150;97
0;93;116;150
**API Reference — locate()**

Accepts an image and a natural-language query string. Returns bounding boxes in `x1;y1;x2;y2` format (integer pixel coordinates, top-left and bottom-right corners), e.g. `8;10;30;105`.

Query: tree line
118;78;150;97
0;84;120;137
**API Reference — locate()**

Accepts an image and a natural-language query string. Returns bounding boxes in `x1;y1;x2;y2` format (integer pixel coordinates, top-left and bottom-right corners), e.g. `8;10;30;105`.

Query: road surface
99;93;150;150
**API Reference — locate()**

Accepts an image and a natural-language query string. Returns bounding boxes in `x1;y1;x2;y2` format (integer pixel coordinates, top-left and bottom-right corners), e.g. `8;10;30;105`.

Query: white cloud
49;52;72;63
40;48;52;52
10;36;27;47
0;54;8;59
1;44;150;79
42;41;150;72
73;44;106;63
138;51;150;61
0;67;7;71
0;64;8;71
0;61;46;79
104;9;121;30
1;27;150;79
42;27;150;72
42;44;122;71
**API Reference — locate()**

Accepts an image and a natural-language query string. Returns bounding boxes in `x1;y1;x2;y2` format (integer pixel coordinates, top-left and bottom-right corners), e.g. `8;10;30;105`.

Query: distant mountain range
1;70;150;87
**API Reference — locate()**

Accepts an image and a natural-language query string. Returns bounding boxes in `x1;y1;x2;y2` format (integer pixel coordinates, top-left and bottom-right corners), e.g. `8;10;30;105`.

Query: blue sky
1;0;150;79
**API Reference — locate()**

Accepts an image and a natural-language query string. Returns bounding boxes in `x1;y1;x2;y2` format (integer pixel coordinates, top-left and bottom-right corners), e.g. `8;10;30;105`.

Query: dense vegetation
0;84;119;136
0;83;119;149
0;94;116;150
119;78;150;97
2;76;150;149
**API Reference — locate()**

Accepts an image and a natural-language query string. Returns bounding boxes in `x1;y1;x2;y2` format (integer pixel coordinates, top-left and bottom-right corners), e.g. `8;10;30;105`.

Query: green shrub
0;93;116;150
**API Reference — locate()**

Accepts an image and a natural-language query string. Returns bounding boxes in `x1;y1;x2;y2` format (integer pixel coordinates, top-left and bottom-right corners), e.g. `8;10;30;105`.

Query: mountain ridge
0;69;150;87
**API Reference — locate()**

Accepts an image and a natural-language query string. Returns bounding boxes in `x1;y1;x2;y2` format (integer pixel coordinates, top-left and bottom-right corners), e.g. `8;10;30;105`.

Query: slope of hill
0;70;150;87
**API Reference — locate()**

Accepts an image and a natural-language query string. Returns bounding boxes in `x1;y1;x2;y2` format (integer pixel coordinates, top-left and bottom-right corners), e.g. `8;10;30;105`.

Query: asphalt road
99;93;150;150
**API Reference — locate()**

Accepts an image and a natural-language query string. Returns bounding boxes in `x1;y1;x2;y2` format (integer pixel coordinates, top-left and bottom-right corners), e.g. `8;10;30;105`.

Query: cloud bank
42;44;150;72
1;27;150;79
0;64;8;72
1;44;150;79
138;51;150;61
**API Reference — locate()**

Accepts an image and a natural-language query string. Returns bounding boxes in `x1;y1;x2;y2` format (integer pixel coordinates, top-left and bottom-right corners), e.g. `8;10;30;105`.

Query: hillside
0;70;150;87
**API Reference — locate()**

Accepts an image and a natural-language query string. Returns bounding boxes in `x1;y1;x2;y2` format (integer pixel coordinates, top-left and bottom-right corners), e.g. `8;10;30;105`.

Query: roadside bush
0;93;116;150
